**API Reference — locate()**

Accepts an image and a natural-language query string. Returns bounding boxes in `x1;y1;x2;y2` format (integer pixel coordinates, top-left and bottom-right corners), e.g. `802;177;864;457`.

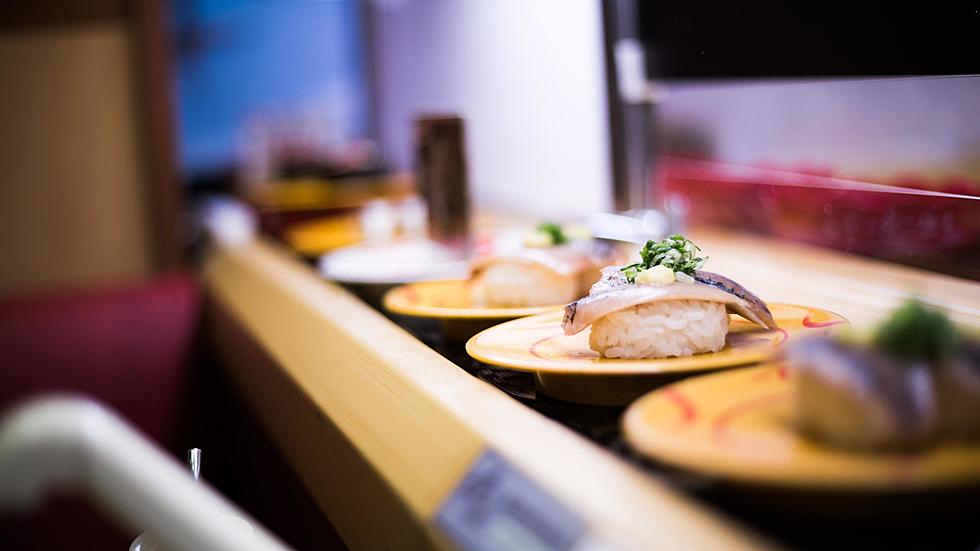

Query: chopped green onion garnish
873;299;959;362
620;234;707;283
536;222;569;246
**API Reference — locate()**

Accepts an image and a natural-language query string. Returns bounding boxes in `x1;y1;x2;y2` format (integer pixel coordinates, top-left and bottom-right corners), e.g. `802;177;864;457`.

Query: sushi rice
588;299;729;359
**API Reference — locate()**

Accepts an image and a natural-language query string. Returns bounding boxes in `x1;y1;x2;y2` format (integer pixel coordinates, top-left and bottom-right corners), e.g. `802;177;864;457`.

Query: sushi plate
465;303;847;405
382;280;563;340
284;214;362;257
622;364;980;493
319;240;469;285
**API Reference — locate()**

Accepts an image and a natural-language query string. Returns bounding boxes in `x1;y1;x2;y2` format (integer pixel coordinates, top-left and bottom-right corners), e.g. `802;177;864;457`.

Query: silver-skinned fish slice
784;336;939;450
694;270;777;330
562;267;775;335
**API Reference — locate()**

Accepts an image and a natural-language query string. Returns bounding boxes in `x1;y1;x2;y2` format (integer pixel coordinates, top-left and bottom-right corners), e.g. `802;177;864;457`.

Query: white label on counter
436;449;619;551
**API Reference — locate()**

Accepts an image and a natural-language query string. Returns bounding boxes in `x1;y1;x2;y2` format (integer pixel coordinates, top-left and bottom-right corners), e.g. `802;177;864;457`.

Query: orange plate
466;303;846;375
284;215;362;256
623;364;980;491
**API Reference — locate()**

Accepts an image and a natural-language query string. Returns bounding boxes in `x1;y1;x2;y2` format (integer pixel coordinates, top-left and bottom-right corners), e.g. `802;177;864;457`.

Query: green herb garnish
620;234;707;283
873;299;959;362
537;222;569;246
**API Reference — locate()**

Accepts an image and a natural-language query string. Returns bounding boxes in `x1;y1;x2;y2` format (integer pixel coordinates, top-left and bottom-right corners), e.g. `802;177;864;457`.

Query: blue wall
173;0;370;180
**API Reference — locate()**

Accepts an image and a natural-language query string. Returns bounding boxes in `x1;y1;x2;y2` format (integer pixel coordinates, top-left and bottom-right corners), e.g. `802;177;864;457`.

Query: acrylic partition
658;158;980;280
654;76;980;280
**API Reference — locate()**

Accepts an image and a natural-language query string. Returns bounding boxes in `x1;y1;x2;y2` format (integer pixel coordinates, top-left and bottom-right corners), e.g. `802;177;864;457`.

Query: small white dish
319;239;469;285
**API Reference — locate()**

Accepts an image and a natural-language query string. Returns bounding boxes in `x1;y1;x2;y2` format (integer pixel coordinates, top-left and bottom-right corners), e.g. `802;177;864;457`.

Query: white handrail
0;396;290;551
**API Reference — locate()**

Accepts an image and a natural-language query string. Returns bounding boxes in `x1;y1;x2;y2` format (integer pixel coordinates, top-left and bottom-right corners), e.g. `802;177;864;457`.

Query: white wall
370;0;612;219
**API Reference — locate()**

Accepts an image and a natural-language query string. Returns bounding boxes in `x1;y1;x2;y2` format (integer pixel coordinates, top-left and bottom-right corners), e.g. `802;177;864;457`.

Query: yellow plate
465;303;846;375
382;280;563;320
623;364;980;491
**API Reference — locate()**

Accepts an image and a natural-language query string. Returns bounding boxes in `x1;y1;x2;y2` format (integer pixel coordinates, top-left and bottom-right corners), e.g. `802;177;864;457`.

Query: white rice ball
589;300;729;359
471;262;578;307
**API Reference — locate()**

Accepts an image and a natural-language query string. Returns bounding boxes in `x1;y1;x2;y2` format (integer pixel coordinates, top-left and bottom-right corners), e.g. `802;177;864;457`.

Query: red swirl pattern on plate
663;388;698;424
802;314;847;328
711;391;789;447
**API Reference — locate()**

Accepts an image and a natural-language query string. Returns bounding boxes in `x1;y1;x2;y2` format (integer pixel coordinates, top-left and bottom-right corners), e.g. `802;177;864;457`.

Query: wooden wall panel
0;24;155;296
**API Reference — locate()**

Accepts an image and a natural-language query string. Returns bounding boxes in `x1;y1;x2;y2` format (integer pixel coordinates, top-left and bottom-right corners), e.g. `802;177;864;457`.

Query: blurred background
1;0;977;300
0;1;978;548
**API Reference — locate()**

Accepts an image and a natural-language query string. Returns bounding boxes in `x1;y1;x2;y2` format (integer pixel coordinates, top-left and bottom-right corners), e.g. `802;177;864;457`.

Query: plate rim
621;364;980;492
382;279;567;320
465;303;847;375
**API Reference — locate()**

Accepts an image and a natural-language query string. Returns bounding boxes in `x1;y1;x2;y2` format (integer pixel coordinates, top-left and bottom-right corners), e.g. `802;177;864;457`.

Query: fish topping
471;238;620;279
562;267;775;335
694;271;777;330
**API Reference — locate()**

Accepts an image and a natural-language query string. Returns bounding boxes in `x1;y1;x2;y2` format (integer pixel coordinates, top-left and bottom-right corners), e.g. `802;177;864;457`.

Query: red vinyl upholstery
0;275;201;548
0;276;200;445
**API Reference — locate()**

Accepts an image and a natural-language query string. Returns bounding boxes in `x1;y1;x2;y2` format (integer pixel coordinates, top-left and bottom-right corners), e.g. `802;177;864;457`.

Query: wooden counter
203;229;979;550
695;228;980;329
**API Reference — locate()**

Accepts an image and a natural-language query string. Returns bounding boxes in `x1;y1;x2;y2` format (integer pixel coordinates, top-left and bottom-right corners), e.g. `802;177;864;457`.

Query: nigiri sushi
784;299;980;450
469;223;621;307
562;235;776;359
